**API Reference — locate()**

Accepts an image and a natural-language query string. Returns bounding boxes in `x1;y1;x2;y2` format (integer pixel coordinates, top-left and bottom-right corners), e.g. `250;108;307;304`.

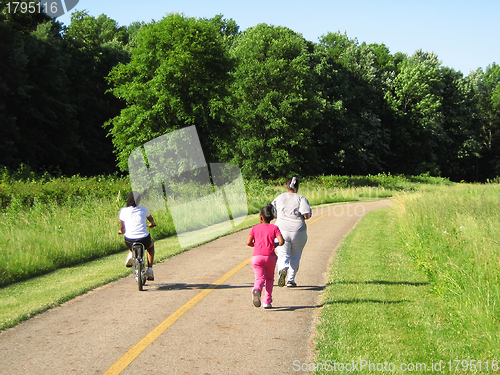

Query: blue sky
56;0;499;75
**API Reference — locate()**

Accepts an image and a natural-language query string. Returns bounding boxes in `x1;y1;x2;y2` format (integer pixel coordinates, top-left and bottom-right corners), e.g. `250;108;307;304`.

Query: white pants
276;229;308;283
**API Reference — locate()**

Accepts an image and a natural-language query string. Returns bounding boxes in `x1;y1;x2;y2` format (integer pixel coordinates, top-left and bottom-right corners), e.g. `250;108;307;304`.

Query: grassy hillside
313;184;500;373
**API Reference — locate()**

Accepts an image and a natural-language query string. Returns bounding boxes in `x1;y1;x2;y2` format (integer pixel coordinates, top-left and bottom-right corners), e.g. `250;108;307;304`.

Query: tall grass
313;184;500;372
394;184;500;353
0;194;176;286
0;172;448;287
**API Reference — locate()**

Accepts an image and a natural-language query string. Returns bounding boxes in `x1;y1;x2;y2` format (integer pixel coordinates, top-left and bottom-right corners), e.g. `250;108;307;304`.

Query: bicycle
118;219;155;291
131;242;149;291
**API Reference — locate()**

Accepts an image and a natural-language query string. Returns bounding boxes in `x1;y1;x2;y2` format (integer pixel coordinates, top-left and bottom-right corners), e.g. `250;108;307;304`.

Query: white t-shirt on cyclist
272;193;311;232
119;206;151;239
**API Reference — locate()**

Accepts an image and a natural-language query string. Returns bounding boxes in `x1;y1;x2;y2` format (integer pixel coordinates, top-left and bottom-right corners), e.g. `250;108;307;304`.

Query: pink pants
251;255;277;305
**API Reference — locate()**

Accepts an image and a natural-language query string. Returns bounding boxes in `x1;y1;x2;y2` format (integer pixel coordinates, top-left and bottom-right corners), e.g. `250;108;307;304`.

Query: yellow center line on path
104;257;251;375
306;210;335;226
104;206;336;374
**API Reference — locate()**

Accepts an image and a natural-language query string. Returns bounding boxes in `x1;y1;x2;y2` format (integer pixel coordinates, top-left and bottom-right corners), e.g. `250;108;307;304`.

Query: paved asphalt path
0;200;392;374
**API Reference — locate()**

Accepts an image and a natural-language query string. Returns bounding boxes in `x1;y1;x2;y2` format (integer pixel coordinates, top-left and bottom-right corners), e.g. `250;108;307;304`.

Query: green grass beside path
313;207;498;374
0;215;259;331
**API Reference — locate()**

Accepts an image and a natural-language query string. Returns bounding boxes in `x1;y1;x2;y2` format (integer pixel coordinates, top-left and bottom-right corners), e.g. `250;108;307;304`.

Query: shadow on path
329;280;429;287
269;305;323;312
154;282;252;291
324;299;412;305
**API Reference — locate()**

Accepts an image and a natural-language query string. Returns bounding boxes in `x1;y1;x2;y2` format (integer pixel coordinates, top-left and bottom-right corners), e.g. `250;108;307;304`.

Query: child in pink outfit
246;204;284;309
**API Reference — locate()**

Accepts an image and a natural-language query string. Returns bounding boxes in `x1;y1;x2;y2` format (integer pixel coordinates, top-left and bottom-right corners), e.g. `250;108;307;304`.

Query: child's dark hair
260;204;274;223
126;191;141;207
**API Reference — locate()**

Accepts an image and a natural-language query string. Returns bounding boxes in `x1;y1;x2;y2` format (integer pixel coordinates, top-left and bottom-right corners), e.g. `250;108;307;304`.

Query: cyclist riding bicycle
118;191;156;280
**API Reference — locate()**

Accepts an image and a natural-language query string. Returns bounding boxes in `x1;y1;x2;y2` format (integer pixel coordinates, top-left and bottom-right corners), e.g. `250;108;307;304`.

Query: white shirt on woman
272;193;311;232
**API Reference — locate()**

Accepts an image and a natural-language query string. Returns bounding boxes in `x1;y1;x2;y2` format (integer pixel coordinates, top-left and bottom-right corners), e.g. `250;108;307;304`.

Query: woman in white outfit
272;176;312;287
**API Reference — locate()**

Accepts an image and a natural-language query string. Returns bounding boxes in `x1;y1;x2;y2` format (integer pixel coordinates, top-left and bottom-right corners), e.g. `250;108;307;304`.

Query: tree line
1;2;499;181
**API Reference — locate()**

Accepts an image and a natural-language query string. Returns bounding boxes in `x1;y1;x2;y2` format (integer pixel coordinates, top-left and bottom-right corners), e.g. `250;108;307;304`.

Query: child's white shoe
125;252;133;267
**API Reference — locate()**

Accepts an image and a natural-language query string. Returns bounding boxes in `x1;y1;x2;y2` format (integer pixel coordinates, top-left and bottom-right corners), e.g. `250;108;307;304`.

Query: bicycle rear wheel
134;259;144;291
132;242;146;291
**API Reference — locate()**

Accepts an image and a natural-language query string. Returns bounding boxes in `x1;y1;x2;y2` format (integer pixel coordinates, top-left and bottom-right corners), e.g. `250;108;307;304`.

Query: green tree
439;67;481;180
63;11;131;174
16;21;81;173
0;2;82;173
227;24;321;179
0;2;21;167
315;32;391;175
386;50;446;174
207;14;239;47
106;13;234;171
0;6;130;175
474;63;500;178
0;0;51;34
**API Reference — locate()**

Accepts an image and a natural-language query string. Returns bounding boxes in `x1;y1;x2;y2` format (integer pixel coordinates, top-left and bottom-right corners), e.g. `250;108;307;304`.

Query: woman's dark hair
286;176;299;192
260;204;275;223
126;191;141;207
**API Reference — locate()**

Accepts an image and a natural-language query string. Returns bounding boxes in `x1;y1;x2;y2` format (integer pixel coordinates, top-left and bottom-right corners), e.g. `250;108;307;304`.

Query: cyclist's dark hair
260;204;274;223
286;176;299;192
126;191;141;207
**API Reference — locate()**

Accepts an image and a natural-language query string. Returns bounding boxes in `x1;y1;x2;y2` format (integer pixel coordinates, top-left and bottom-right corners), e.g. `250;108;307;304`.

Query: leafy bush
0;168;130;209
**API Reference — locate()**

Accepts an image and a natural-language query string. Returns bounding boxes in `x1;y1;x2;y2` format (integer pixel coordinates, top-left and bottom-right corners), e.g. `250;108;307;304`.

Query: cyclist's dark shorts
124;234;153;250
